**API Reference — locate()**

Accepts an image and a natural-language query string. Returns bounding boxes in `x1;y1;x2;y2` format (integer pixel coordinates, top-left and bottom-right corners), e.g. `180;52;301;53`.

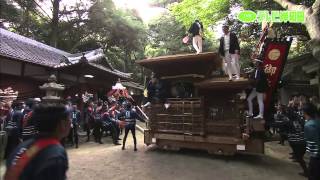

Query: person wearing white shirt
218;25;240;81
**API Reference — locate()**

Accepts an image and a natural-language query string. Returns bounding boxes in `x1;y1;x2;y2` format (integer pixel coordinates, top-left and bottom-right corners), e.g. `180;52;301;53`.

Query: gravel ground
67;132;306;180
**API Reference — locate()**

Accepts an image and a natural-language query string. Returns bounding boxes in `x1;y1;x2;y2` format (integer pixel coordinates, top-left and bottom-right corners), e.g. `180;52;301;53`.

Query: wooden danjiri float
136;52;266;155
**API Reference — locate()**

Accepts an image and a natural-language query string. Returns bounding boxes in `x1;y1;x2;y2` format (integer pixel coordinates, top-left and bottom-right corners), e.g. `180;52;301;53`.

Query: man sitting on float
143;74;165;108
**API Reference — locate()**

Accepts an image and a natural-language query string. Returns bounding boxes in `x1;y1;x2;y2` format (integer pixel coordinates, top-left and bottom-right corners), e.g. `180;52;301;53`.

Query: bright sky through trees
38;0;165;22
113;0;166;22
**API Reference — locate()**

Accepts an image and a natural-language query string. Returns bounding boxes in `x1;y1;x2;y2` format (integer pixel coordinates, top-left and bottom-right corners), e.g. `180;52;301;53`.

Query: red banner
262;39;292;113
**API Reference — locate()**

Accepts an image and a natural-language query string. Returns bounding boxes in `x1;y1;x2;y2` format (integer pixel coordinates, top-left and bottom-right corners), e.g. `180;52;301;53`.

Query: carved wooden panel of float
137;53;265;155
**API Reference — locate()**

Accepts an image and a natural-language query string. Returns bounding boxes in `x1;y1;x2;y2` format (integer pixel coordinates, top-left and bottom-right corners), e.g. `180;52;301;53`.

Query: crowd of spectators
272;95;320;179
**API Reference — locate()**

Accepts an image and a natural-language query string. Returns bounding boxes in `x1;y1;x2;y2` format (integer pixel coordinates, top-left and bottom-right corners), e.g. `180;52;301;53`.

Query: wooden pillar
57;71;60;82
77;74;86;111
78;83;86;112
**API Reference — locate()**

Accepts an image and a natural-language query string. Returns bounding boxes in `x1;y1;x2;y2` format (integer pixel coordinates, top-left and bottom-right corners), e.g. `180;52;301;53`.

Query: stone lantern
39;75;65;104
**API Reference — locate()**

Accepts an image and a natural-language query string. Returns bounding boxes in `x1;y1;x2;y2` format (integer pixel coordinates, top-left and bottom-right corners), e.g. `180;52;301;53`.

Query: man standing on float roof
188;19;204;54
219;25;241;81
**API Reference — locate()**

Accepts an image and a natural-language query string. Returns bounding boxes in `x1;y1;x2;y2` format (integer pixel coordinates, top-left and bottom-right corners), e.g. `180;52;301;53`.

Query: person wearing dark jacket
287;108;308;177
4;101;24;159
69;104;81;148
101;110;121;145
118;102;145;151
21;98;39;141
93;101;104;144
83;101;94;142
303;103;320;180
4;104;70;180
273;104;290;145
247;59;268;119
219;25;240;80
188;20;204;54
143;75;166;107
147;76;157;103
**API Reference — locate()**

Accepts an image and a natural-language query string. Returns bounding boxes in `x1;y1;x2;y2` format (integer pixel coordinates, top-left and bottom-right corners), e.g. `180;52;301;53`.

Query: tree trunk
306;1;320;59
25;5;30;37
50;0;61;47
123;50;129;73
273;0;320;60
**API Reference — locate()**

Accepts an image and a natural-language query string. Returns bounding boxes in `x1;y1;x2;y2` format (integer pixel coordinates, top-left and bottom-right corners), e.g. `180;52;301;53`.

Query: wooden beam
26;73;50;77
160;74;205;80
302;63;319;74
137;52;218;64
154;133;243;145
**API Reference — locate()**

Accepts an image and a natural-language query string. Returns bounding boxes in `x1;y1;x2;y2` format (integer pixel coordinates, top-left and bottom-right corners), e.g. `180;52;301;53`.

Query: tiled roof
54;49;131;79
137;52;221;78
0;28;131;79
88;63;131;79
0;28;70;67
54;49;106;68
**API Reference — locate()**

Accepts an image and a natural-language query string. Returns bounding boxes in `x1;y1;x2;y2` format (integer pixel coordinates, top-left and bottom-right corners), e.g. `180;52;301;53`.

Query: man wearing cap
219;25;241;81
247;59;268;119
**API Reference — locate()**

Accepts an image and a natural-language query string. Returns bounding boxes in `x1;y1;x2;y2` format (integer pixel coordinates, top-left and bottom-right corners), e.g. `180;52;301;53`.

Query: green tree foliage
146;12;190;57
1;0;147;82
85;0;147;73
0;0;23;26
146;12;213;57
0;0;51;39
239;0;311;39
150;0;181;8
57;1;92;52
170;0;230;34
239;0;316;59
168;0;252;66
240;0;315;10
168;0;318;66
